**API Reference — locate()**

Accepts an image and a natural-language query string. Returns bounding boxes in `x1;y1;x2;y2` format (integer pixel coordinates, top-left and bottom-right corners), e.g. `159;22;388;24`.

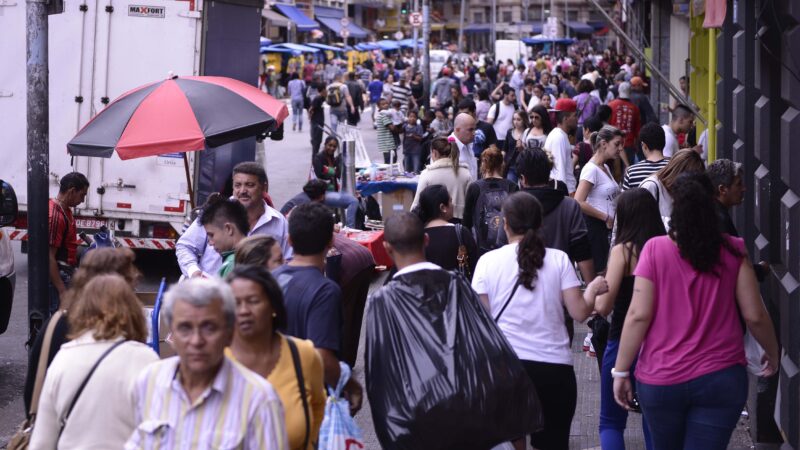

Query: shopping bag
744;330;766;376
318;363;364;450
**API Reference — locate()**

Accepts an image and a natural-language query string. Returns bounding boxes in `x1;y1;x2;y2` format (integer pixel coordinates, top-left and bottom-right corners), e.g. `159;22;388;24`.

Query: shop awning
565;21;594;35
306;42;345;52
262;8;290;28
316;16;369;39
268;43;320;55
398;38;423;48
355;42;381;51
273;3;319;32
522;37;576;46
377;40;400;51
463;24;491;33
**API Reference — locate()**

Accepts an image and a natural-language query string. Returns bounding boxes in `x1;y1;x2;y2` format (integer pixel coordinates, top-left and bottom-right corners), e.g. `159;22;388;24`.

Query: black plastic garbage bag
365;269;543;450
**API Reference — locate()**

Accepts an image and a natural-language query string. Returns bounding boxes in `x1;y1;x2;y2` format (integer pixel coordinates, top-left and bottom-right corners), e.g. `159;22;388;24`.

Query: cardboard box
380;188;415;220
138;292;176;359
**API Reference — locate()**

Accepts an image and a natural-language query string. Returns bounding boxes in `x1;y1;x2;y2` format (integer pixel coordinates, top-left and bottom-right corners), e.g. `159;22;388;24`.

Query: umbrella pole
183;153;196;209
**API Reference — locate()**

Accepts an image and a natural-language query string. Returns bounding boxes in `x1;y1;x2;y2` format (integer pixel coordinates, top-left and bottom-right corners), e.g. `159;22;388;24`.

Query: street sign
340;28;350;38
408;12;422;27
394;30;404;40
340;17;350;28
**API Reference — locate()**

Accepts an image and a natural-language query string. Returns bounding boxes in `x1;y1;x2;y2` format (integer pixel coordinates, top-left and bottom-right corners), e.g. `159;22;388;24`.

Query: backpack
473;179;509;253
326;84;343;107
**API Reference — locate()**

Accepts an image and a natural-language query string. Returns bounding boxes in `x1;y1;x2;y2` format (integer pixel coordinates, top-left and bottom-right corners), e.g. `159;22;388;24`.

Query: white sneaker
583;333;592;352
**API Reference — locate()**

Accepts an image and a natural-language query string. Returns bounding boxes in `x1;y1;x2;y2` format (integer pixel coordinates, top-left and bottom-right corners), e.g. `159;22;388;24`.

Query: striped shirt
622;158;670;190
376;110;396;154
391;82;412;111
125;355;288;450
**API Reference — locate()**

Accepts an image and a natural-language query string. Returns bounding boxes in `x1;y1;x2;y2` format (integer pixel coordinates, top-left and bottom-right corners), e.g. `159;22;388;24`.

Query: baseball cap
554;98;577;113
618;81;631;99
630;76;648;87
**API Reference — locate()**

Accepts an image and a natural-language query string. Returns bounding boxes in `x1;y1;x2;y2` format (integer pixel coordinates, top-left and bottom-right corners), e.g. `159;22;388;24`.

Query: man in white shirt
662;104;697;157
544;98;579;194
487;86;517;151
451;113;478;180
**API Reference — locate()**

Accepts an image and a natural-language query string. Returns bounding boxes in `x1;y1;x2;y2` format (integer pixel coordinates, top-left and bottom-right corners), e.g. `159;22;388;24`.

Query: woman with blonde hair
235;235;284;271
638;149;705;223
30;274;158;449
411;136;472;221
23;248;141;413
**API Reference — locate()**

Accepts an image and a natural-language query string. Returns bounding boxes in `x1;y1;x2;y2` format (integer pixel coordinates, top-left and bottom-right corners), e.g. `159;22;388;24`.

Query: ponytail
502;192;546;290
517;228;545;290
449;141;461;174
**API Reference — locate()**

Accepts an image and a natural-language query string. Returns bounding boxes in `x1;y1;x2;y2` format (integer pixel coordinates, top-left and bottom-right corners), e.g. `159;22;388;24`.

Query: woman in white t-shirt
472;192;607;450
575;125;624;273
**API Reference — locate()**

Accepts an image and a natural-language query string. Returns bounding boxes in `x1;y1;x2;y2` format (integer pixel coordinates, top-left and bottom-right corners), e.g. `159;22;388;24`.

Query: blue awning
314;5;343;18
565;21;594;35
587;21;607;30
398;38;423;48
463;24;491;33
260;46;294;54
377;40;400;51
529;22;544;34
273;3;319;32
316;16;369;39
268;43;320;55
522;37;576;46
306;42;345;52
355;42;380;51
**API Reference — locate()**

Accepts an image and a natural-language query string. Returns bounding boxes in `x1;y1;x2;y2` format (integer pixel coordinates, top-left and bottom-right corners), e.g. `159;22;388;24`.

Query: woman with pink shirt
612;173;779;450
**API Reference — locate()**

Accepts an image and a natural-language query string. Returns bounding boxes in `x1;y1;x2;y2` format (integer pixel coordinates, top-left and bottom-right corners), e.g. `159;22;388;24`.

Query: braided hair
502;192;546;290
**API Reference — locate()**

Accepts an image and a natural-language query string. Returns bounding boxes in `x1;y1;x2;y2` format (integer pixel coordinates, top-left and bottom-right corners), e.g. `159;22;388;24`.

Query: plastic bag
744;330;766;376
365;269;543;450
318;363;365;450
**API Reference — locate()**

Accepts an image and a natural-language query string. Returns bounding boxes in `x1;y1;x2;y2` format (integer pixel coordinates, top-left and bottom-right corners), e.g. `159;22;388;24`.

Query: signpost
340;27;350;39
394;30;404;40
408;11;422;27
340;16;350;28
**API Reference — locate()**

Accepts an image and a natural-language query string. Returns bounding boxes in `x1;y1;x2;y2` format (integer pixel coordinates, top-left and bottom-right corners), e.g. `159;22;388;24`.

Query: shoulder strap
454;224;464;247
59;339;126;437
287;337;310;450
493;278;522;322
29;310;64;416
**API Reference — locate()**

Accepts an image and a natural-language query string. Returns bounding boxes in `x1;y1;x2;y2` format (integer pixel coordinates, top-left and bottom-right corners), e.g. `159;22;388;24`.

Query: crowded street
1;0;799;449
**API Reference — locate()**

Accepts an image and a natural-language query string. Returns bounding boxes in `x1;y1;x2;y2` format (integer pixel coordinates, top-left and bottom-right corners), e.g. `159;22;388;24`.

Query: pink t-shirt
633;235;748;385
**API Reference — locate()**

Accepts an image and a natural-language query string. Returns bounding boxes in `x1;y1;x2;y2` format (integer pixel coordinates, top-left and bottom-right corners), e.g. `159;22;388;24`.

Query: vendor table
356;177;418;220
356;178;418;196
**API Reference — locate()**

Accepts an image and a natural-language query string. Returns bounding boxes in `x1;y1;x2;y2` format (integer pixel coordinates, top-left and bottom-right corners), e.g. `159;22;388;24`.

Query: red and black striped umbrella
67;76;289;160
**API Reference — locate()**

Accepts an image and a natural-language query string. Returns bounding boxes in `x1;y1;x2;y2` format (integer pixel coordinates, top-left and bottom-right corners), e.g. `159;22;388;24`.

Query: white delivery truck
494;40;531;66
0;0;203;250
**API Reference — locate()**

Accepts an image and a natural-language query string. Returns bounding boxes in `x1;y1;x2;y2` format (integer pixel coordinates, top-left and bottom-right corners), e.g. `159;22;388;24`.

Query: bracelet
610;368;630;378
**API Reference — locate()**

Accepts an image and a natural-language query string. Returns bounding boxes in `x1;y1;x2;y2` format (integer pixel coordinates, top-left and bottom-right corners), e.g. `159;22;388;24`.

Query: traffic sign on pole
394;30;404;40
340;17;350;28
340;28;350;39
408;12;422;27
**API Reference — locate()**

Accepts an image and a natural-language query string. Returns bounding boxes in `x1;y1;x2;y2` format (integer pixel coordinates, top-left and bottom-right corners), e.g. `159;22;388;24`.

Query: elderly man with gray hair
125;278;289;450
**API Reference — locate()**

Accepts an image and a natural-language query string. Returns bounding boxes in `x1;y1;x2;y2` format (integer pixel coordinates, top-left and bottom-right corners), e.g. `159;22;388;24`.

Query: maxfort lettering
128;4;165;18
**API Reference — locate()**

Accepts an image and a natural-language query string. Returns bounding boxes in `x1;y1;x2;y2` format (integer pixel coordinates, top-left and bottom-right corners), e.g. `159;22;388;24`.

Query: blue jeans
291;98;304;129
637;364;747;450
325;191;359;228
600;339;653;450
330;109;347;134
403;153;421;174
47;266;73;315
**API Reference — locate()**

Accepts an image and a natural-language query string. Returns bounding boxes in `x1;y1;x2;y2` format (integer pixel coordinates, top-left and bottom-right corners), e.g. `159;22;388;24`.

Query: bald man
450;113;478;179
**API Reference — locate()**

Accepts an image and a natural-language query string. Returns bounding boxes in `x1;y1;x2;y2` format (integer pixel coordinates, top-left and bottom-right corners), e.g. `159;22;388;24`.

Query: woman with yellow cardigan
226;265;325;450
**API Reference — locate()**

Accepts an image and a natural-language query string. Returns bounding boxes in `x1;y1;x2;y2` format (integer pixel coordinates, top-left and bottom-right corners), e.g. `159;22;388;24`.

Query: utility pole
26;0;50;340
421;0;430;110
457;0;465;57
412;0;419;70
490;0;496;48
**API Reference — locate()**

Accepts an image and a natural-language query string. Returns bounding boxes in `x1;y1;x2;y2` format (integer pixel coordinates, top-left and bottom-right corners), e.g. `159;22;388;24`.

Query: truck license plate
76;218;108;229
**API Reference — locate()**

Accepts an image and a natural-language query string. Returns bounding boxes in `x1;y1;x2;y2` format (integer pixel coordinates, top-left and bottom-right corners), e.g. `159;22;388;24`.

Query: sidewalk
352;275;755;450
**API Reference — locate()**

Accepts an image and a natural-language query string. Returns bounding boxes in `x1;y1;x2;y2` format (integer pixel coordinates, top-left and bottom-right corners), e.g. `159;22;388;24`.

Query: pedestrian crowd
16;47;781;450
